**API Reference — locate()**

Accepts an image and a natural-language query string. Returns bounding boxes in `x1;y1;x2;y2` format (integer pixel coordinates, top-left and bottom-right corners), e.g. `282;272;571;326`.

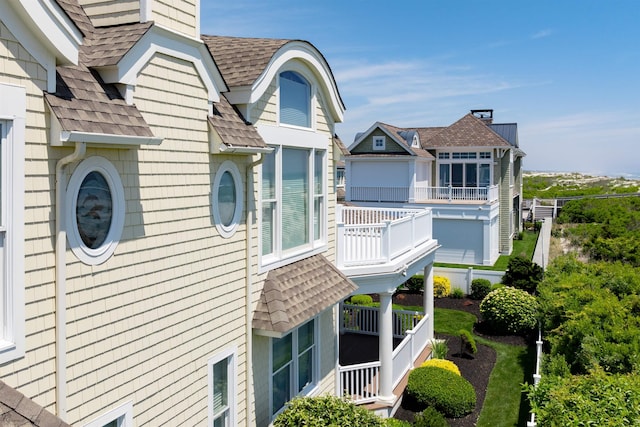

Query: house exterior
0;1;373;426
345;110;525;265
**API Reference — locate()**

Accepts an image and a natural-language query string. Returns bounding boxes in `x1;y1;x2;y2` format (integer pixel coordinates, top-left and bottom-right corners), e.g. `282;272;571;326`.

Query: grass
433;308;533;427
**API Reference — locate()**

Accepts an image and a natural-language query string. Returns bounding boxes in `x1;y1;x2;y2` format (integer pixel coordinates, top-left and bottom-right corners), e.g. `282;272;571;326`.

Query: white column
378;290;395;404
424;263;434;340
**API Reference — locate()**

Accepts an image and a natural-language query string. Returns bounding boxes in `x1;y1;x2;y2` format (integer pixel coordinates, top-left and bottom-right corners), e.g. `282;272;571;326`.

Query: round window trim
66;156;125;265
213;161;243;238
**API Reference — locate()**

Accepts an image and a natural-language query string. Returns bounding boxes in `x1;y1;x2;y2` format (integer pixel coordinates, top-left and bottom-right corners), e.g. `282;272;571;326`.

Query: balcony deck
347;185;499;204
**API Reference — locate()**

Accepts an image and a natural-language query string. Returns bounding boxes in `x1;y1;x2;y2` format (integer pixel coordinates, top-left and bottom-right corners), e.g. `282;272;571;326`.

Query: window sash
280;71;311;128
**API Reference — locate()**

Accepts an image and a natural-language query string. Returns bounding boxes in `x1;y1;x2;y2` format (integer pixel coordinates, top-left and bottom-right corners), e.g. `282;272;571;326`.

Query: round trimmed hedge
421;358;461;376
479;286;538;335
405;366;476;418
273;395;385;426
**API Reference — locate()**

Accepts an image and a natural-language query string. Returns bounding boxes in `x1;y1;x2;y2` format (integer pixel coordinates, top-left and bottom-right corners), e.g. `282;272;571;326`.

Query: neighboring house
0;1;379;426
345;110;525;265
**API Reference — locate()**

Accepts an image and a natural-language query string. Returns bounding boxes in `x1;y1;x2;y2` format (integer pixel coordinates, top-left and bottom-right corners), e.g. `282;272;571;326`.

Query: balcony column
423;263;434;340
378;290;395;404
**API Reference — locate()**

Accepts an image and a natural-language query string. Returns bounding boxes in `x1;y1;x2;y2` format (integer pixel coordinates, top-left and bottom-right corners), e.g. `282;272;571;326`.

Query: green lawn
433;308;533;427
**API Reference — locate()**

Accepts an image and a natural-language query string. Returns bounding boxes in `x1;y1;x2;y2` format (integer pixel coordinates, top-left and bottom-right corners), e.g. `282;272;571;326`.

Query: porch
347;185;499;204
337;304;433;414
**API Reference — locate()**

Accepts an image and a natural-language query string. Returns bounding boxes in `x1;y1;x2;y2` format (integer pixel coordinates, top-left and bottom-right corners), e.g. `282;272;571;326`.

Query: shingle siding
152;0;198;38
77;0;140;27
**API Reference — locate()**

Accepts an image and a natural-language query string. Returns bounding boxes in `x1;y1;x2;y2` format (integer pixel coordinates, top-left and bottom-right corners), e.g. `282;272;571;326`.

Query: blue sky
201;1;640;177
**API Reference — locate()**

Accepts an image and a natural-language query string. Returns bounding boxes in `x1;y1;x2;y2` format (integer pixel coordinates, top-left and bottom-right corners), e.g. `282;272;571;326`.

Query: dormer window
412;135;420;148
279;71;311;128
373;136;385;150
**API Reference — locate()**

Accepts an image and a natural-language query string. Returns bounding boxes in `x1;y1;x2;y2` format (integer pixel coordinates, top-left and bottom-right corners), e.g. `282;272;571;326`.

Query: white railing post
382;220;392;262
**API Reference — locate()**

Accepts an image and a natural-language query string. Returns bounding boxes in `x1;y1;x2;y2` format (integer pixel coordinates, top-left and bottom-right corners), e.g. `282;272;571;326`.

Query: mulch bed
383;292;529;427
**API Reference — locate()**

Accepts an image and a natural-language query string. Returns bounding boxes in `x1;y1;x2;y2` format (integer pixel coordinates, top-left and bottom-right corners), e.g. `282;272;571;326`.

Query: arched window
279;71;311;128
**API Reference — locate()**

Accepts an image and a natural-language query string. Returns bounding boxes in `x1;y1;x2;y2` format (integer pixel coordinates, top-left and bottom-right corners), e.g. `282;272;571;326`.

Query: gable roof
201;36;291;87
0;380;70;427
349;122;434;159
208;95;269;151
424;113;511;149
253;254;357;334
82;22;154;67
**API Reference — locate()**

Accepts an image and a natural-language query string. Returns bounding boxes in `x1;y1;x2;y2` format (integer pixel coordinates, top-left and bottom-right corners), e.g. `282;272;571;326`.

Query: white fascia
348;121;413;154
97;24;227;103
1;0;82;92
225;41;345;123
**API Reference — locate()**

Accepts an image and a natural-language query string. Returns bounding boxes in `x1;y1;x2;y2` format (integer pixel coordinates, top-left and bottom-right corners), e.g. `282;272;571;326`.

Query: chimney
471;109;493;125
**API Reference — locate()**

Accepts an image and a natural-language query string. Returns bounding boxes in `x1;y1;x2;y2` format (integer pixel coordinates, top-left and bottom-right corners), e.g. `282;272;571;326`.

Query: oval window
213;161;243;238
67;157;125;265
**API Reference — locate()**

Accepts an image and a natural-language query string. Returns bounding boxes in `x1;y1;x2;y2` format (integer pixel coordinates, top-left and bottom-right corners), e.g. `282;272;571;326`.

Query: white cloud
531;29;553;39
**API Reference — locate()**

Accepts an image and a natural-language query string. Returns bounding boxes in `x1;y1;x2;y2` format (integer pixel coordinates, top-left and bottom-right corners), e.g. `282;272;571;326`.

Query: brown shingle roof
423;113;510;148
333;135;350;156
201;36;291;87
253;255;357;333
208;95;267;149
82;22;153;67
0;380;71;427
376;123;435;159
45;65;154;137
54;0;94;37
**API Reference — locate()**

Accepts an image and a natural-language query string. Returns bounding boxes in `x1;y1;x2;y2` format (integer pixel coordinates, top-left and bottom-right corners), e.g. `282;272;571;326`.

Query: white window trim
269;319;320;419
208;347;237;427
259;144;327;272
277;65;317;131
66;156;125;265
212;160;243;238
373;136;385;151
0;83;25;364
83;401;133;427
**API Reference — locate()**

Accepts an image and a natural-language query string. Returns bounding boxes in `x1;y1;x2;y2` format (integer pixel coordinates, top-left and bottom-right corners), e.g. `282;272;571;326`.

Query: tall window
261;147;326;264
0;82;26;365
208;349;236;427
272;319;316;416
279;71;311;128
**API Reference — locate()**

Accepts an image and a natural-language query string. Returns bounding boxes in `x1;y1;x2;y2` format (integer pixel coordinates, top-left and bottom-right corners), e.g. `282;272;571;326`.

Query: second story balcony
347;185;499;204
336;205;437;277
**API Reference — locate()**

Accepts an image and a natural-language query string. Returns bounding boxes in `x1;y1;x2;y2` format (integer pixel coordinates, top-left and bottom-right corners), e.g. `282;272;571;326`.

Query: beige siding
58;54;249;426
0;19;58;412
152;0;198;38
250;79;277;125
77;0;140;27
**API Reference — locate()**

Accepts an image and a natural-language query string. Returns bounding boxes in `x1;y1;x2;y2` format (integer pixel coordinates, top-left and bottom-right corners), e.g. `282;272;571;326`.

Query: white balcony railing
348;185;499;203
336;206;432;269
338;305;431;404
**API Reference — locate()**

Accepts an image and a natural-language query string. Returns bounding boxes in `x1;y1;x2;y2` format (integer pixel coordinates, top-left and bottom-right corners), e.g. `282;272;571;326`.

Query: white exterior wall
350;160;409;187
0;19;58;411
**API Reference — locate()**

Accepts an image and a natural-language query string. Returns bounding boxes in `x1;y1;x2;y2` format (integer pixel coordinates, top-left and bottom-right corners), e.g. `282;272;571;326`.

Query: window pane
280;71;310;127
262;202;275;255
102;421;118;427
281;148;309;251
298;320;314;352
272;366;290;415
262;151;276;199
273;334;292;372
314;151;323;195
479;164;491;187
298;349;312;392
439;164;449;186
451;164;463;187
465;163;477;187
212;359;228;415
218;171;236;226
76;171;112;249
313;197;322;241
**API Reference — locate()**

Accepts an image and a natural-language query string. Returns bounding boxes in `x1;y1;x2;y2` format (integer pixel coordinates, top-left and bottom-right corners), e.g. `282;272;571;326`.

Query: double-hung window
208;349;236;427
271;319;316;416
261;146;326;264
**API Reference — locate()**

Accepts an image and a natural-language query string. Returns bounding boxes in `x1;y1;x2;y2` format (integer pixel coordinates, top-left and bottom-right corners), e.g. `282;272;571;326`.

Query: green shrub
385;419;412;427
501;255;543;294
479;287;538;335
490;283;505;291
405;366;476;418
470;278;491;300
433;276;451;298
350;294;373;305
431;339;448;359
451;288;464;299
458;329;477;355
413;407;450;427
528;370;640;426
273;395;385;426
421;358;461;376
404;274;424;292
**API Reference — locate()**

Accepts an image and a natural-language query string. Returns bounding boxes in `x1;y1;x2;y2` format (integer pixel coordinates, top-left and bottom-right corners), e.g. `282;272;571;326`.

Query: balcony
336;206;436;277
347;185;499;204
338;304;433;405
